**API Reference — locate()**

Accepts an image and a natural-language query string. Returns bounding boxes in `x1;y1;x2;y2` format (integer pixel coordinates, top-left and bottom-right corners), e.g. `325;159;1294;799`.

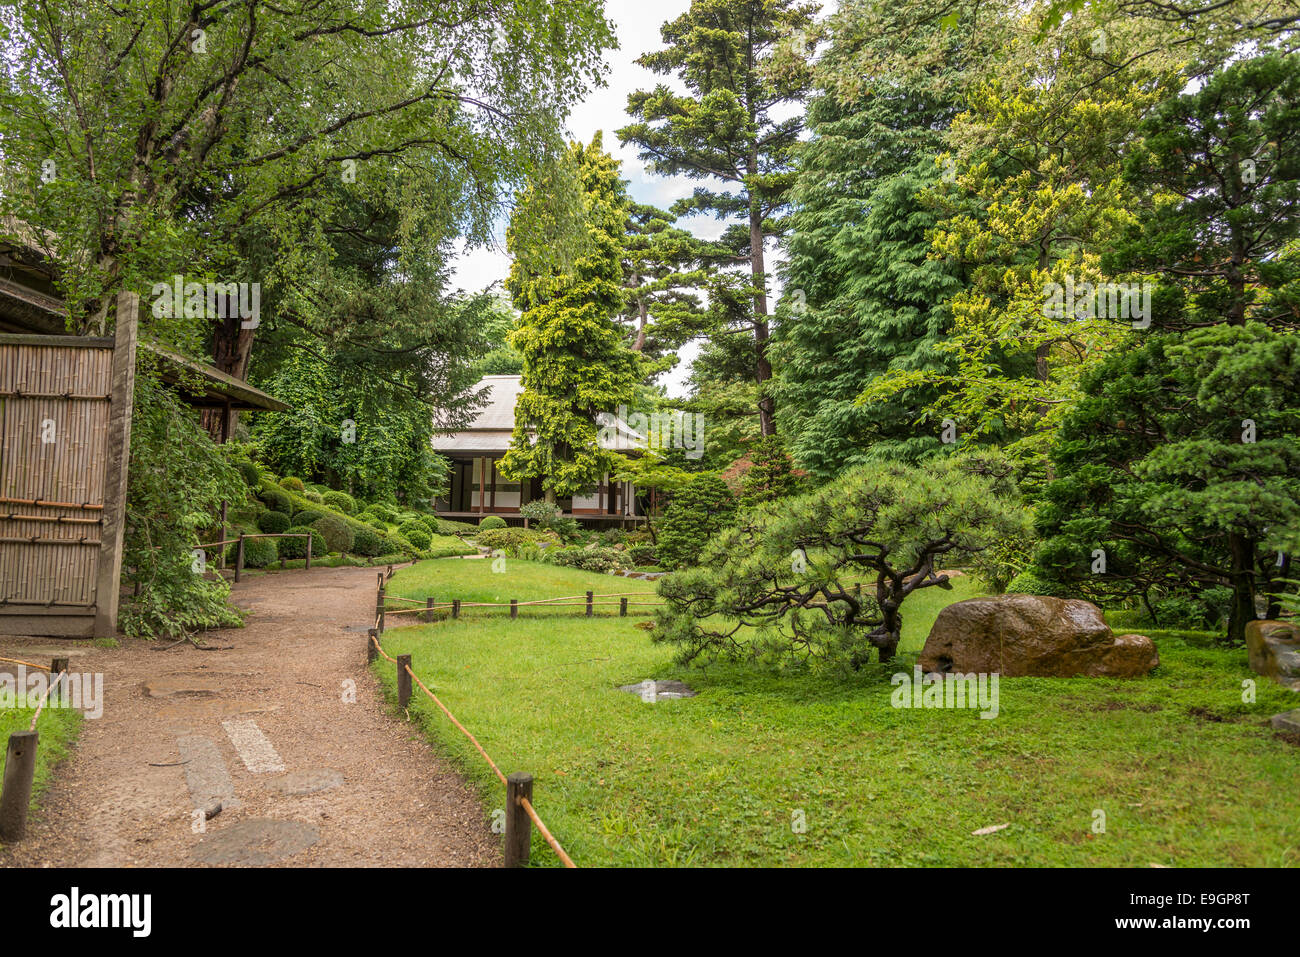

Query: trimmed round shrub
226;535;277;568
1005;570;1073;598
235;459;261;487
279;526;327;559
366;517;387;532
366;504;398;523
257;482;293;515
399;522;432;550
627;543;658;567
292;509;325;527
322;491;356;514
311;514;355;554
257;510;291;534
551;545;623;574
303;490;324;503
351;525;384;557
279;476;305;492
479;515;507;530
476;527;554;552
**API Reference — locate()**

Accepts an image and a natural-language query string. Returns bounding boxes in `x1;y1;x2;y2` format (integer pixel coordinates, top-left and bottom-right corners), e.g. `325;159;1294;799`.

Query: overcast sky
451;0;704;397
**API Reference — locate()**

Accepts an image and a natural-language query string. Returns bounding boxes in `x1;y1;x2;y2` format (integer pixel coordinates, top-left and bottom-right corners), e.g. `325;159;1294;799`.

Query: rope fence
368;571;576;868
0;655;71;842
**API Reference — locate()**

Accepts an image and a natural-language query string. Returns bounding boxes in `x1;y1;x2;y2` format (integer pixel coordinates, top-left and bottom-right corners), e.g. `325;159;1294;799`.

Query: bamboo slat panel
0;341;112;607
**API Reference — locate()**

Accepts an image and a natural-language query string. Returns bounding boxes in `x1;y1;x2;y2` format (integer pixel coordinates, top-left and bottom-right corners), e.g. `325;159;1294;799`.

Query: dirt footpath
0;565;497;868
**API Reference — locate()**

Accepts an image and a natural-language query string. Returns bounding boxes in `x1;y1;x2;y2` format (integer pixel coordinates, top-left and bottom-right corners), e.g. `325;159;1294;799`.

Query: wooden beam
490;458;497;510
93;290;138;638
477;457;485;513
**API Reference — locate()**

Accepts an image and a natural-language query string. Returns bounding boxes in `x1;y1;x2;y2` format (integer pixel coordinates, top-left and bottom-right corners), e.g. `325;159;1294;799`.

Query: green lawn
0;689;81;843
374;558;1300;867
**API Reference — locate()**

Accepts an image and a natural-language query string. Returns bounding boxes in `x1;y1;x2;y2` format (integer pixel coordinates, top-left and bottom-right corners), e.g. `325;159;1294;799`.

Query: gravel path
0;565;497;868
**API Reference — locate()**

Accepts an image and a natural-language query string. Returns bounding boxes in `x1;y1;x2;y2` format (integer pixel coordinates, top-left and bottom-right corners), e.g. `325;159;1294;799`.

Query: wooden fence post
305;532;313;570
377;575;386;634
0;731;39;842
51;657;69;677
234;533;246;583
586;591;593;617
452;599;461;619
620;597;628;617
504;771;534;868
425;597;435;622
396;654;412;709
367;629;378;664
510;599;518;620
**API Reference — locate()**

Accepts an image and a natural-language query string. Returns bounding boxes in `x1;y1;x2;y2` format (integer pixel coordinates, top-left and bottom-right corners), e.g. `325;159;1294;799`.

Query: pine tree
499;135;639;501
618;0;821;436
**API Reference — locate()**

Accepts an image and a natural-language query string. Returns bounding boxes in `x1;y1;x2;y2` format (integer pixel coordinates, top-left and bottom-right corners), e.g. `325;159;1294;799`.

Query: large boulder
918;594;1158;678
1245;620;1300;690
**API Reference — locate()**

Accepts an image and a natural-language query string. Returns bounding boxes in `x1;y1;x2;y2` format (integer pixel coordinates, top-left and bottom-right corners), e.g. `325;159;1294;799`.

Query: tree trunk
200;310;258;441
749;173;775;437
1266;552;1289;621
1227;532;1258;644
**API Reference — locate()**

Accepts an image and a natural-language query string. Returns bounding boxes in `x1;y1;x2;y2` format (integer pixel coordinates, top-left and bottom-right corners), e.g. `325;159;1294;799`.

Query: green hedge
226;536;277;568
257;510;291;534
312;514;355;554
292;509;325;527
479;515;507;530
398;521;432;550
257;482;293;514
352;525;385;557
279;476;305;492
322;491;357;514
279;527;327;559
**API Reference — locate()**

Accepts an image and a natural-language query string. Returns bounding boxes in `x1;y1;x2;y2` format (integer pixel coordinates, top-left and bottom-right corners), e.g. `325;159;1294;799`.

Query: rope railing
28;670;66;731
367;623;576;868
0;655;72;842
0;655;50;672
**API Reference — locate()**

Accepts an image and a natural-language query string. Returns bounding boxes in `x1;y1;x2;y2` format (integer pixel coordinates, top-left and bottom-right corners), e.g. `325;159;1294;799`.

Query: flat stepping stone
618;679;696;701
191;818;320;866
177;735;241;813
1270;709;1300;733
266;769;344;796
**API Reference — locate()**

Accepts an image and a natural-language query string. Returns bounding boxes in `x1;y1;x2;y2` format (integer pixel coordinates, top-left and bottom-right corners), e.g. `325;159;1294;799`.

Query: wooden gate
0;292;137;637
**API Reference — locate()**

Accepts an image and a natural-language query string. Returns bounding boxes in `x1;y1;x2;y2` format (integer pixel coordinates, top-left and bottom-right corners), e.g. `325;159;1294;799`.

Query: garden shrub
322;490;357;514
279;476;305;491
226;535;277;568
312;514;355;554
737;436;802;509
520;499;579;541
280;526;327;559
366;517;388;531
258;481;293;514
627;543;658;567
303;490;324;503
399;522;432;550
257;510;291;534
351;524;385;557
437;518;481;536
235;459;261;487
969;534;1035;593
476;527;553;552
366;504;398;523
292;509;325;527
1005;570;1074;598
479;515;507;530
656;473;736;570
550;545;623;574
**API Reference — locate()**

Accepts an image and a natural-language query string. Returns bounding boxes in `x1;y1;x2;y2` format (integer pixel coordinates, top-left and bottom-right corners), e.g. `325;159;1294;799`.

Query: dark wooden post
51;657;69;677
396;654;412;709
377;577;387;634
234;533;246;583
586;591;593;617
0;731;39;842
94;290;139;638
504;771;534;868
367;629;378;664
510;599;518;620
620;597;628;617
452;599;461;619
218;500;228;570
305;532;313;570
425;597;435;622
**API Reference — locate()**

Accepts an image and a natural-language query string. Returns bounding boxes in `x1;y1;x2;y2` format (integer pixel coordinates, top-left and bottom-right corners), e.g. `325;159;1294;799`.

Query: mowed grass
0;682;81;842
374;559;1300;867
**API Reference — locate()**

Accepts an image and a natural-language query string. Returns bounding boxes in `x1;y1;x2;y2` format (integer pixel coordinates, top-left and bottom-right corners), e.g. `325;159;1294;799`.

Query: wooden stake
396;654;412;709
0;731;39;842
234;533;245;583
504;771;534;868
586;591;593;617
510;599;518;620
620;597;628;617
425;597;435;622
